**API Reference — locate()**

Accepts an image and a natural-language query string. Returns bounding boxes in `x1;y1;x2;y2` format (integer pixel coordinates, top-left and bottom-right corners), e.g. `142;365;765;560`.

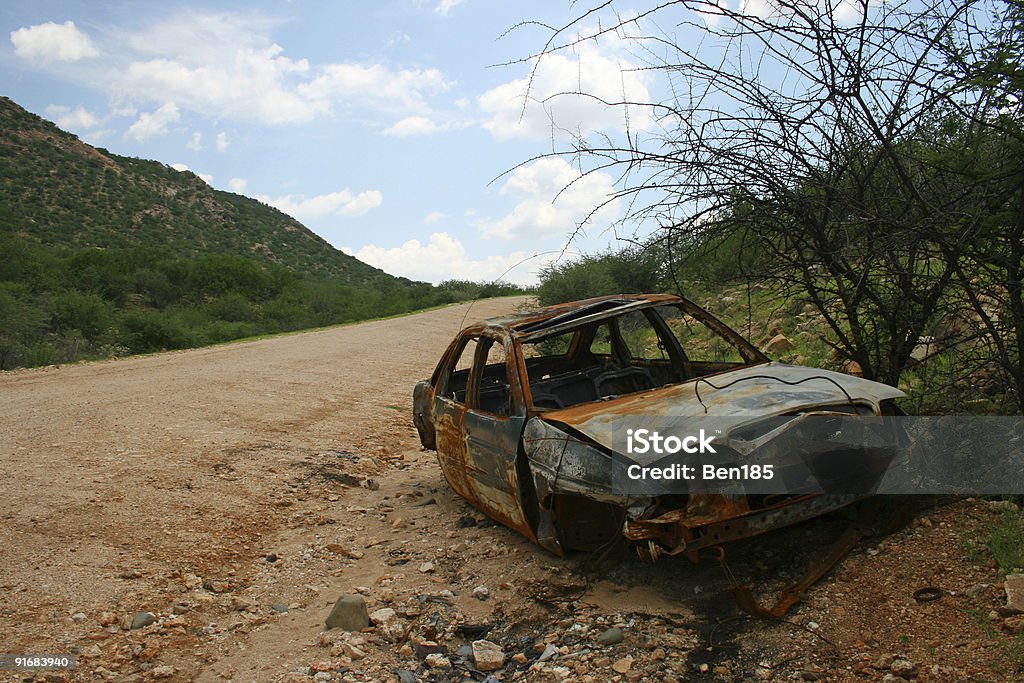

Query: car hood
538;362;904;452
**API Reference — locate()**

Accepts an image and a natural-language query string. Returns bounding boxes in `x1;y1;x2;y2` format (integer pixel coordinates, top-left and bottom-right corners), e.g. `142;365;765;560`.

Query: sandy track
0;297;532;677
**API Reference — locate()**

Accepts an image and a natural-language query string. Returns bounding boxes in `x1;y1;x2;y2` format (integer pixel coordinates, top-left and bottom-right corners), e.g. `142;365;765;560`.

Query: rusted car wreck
414;294;905;604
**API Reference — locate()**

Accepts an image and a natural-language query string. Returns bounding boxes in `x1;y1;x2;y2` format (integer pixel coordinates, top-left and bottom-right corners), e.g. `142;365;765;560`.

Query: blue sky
0;1;673;285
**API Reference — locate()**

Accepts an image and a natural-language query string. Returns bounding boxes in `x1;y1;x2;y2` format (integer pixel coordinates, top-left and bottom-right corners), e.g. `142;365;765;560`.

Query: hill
0;96;394;286
0;96;523;370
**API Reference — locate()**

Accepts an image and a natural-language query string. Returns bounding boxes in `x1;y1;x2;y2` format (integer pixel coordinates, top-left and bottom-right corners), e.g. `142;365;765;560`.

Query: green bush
48;290;114;341
121;310;195;353
536;247;661;305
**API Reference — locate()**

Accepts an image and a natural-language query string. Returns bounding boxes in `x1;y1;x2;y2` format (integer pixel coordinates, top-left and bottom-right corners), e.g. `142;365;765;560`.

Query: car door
461;333;537;539
430;331;536;540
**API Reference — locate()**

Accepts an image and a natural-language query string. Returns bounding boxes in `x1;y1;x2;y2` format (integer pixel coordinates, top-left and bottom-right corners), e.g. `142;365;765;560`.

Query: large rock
762;334;794;354
472;639;505;671
325;595;369;631
596;627;624;645
910;336;936;363
130;612;156;630
1006;573;1024;613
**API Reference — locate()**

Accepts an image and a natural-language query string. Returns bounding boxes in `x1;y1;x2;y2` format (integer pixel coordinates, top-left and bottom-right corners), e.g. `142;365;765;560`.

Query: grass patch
963;506;1024;574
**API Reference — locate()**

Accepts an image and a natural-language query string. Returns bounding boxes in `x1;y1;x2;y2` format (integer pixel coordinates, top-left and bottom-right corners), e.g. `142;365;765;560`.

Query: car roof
472;293;683;338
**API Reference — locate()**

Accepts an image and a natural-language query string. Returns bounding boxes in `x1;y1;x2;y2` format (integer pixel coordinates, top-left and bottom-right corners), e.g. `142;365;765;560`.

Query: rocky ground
1;297;1023;683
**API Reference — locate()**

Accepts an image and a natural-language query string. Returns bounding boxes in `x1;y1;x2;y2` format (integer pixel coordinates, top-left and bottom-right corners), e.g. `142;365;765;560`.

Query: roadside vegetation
0;234;523;370
534;238;1016;415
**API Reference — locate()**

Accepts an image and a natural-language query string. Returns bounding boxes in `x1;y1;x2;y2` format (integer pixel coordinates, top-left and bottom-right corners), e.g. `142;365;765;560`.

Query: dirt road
0;297;1019;682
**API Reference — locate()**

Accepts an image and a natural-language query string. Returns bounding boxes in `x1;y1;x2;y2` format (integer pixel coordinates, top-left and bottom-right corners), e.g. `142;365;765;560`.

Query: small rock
314;673;331;682
537;643;559;662
419;561;435;573
472;639;505;671
989;499;1019;514
395;671;417;683
1006;573;1024;612
966;583;989;598
425;653;451;668
890;658;918;677
369;606;396;624
324;595;369;631
130;612;156;630
596;627;624;646
97;611;118;626
149;665;174;679
882;675;904;683
369;607;405;642
1002;615;1024;634
171;603;190;615
230;596;255;611
473;585;490;601
80;645;102;658
71;612;87;623
612;655;633;673
271;603;289;614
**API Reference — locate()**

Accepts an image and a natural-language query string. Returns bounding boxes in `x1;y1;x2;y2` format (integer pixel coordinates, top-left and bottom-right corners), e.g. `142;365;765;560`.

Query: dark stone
325;595;369;631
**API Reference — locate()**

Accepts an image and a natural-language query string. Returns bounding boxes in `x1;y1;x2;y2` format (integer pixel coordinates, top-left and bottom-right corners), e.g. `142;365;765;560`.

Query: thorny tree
516;0;1024;401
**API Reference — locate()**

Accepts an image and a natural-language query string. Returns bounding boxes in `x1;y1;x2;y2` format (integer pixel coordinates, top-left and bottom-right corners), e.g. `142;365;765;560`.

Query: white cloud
186;132;203;151
216;132;229;151
45;105;100;132
258;188;383;220
111;105;138;118
423;211;446;225
479;39;651;140
299;63;449;115
386;31;411;46
125;102;180;141
123;46;320;125
435;0;466;16
831;0;863;24
197;172;214;184
228;178;248;193
382;116;447;137
10;21;99;62
59;10;451;127
351;232;543;286
480;158;619;241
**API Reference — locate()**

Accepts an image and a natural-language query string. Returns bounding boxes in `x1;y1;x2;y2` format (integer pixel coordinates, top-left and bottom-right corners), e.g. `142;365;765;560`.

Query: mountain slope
0;96;395;286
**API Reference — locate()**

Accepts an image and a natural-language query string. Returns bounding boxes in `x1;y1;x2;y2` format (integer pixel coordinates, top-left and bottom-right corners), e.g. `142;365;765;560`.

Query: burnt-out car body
413;294;905;563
